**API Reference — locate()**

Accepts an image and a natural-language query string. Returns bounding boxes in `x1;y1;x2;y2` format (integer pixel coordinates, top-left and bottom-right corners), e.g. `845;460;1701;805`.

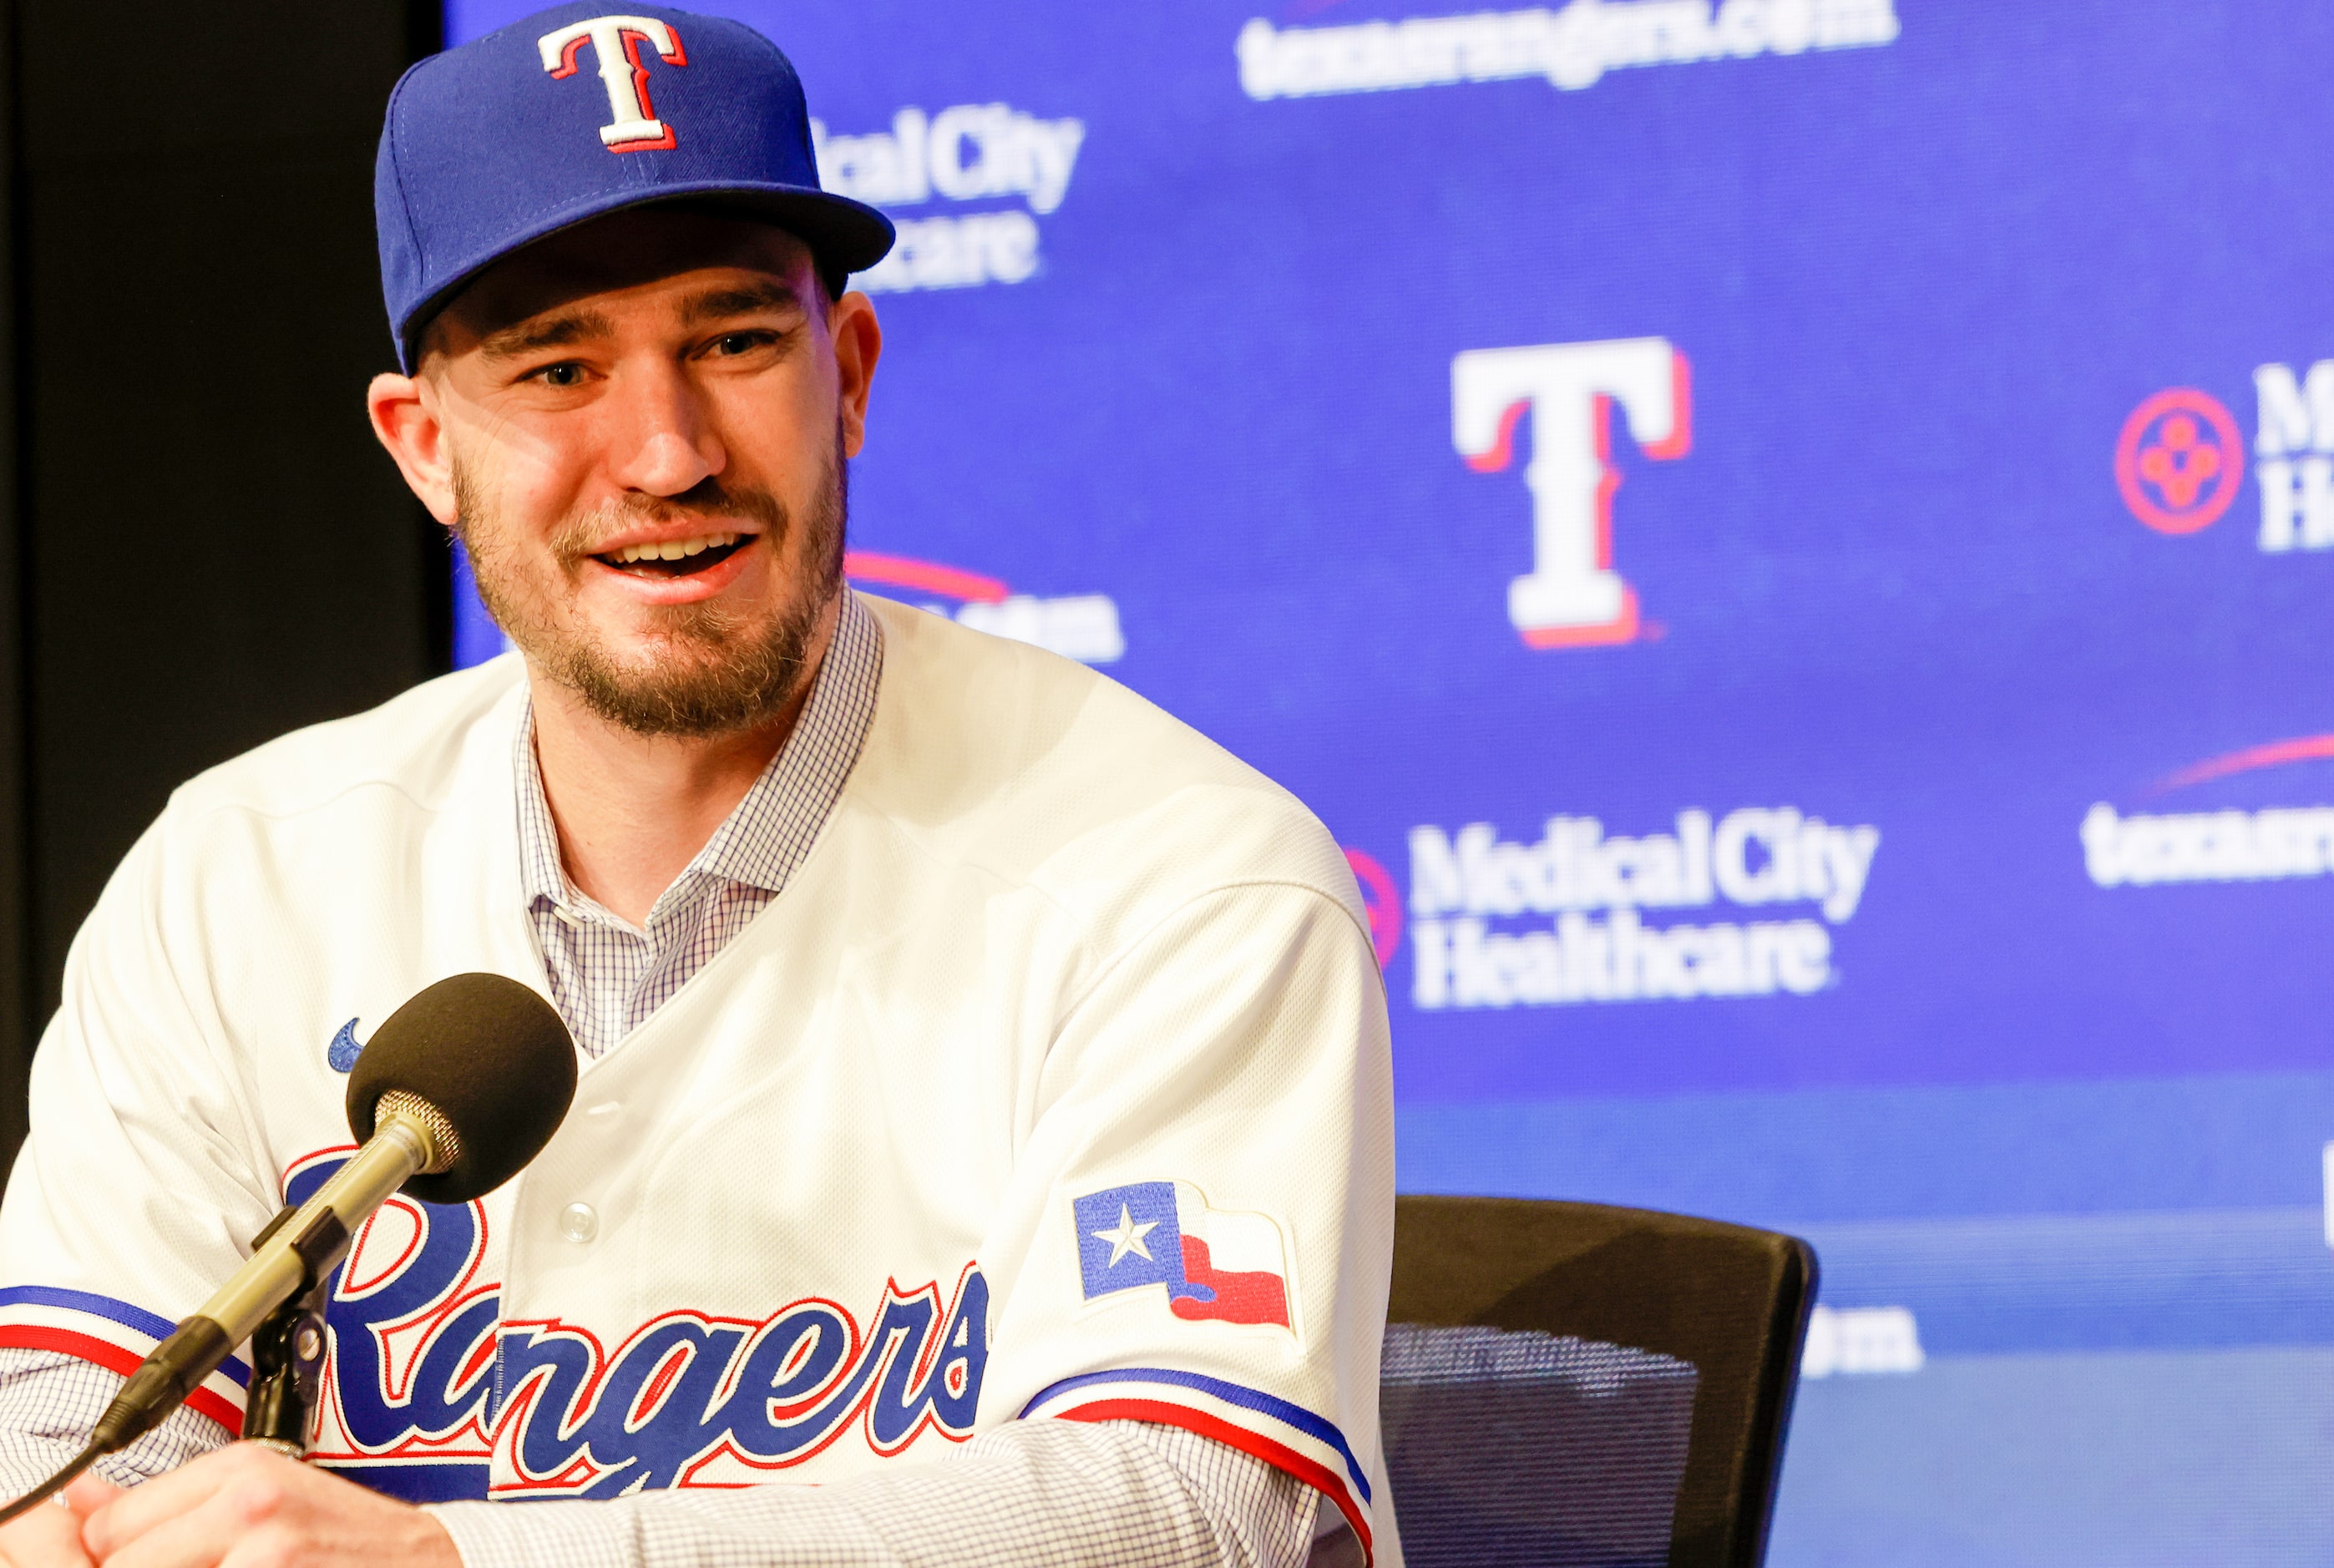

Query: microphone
0;974;575;1521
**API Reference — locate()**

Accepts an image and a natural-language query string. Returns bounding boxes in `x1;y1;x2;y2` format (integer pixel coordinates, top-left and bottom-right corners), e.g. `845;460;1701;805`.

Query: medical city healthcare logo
814;104;1084;294
2114;390;2243;534
1405;804;1880;1009
2117;361;2334;552
1452;337;1690;648
1344;848;1404;968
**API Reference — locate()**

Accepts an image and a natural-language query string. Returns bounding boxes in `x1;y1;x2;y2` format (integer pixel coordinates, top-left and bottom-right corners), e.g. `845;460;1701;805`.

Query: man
0;5;1395;1567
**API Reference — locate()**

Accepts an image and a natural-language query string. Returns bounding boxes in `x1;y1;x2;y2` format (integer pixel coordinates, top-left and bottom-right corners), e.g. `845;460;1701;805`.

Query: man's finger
77;1445;258;1560
83;1485;269;1568
81;1445;312;1568
80;1449;452;1568
58;1475;119;1519
0;1488;98;1568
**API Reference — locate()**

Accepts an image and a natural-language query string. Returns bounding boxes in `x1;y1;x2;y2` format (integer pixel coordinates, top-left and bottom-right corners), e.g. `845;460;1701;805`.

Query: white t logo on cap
539;15;689;153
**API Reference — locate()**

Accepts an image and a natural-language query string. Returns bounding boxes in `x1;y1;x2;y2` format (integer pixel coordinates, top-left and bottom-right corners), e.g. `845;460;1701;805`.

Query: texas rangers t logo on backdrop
1074;1181;1292;1329
539;16;688;151
1452;337;1691;648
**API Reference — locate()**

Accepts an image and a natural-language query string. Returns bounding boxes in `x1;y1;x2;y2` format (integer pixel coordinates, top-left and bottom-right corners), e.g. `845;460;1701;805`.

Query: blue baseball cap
375;3;894;372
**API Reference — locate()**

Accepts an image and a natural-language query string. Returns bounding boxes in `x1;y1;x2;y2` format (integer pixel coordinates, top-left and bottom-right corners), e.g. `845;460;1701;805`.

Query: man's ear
828;291;883;461
368;371;458;525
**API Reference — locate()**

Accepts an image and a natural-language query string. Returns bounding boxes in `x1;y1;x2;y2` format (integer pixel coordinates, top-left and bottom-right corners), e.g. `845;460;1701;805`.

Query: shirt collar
513;589;884;913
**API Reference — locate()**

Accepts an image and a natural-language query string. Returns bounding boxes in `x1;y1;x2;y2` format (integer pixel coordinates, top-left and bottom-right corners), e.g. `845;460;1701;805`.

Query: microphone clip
235;1203;347;1458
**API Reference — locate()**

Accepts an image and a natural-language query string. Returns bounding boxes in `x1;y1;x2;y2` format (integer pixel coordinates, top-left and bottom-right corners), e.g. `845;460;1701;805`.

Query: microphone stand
0;1203;342;1525
234;1206;334;1458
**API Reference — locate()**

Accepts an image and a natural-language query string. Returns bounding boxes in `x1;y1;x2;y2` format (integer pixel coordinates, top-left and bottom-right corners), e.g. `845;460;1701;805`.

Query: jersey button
558;1202;599;1243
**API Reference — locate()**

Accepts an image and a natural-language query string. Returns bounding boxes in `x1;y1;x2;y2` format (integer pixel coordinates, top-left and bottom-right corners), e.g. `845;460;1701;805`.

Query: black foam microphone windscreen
345;973;579;1204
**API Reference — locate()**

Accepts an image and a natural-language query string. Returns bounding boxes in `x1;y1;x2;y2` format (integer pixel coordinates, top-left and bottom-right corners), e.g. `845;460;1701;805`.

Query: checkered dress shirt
517;590;883;1060
0;589;1335;1566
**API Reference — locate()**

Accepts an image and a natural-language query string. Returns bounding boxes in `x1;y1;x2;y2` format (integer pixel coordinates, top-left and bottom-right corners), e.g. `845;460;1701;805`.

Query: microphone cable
0;1353;193;1527
0;1437;103;1527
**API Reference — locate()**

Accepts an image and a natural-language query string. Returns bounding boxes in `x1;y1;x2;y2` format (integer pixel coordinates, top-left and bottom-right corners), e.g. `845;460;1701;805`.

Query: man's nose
605;362;726;497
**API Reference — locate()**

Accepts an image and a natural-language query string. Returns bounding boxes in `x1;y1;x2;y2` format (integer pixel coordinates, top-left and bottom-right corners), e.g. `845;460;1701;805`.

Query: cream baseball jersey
0;596;1397;1560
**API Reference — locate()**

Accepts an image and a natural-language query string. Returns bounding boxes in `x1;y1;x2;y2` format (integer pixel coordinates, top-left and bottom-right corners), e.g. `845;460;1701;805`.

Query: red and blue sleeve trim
1020;1368;1374;1560
0;1284;250;1432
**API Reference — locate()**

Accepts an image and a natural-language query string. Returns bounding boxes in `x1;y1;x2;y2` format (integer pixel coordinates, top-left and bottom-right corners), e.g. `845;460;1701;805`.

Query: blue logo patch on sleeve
1075;1181;1199;1303
327;1019;364;1073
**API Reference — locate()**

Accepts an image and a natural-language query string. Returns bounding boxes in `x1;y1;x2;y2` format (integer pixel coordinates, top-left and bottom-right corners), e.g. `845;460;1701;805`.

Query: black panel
0;0;25;1165
1;0;443;1155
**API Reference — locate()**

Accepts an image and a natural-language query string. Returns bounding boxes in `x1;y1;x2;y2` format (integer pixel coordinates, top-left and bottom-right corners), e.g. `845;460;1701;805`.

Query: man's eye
712;332;768;356
535;363;585;387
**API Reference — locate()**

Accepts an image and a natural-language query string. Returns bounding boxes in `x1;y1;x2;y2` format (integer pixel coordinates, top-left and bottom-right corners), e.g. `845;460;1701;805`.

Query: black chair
1380;1196;1817;1568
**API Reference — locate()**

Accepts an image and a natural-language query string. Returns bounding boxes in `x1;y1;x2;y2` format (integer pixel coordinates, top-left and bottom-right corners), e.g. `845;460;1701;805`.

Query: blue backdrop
444;2;2334;1559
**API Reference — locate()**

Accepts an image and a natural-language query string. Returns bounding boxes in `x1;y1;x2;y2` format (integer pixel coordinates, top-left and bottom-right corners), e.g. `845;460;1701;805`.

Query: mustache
549;478;788;563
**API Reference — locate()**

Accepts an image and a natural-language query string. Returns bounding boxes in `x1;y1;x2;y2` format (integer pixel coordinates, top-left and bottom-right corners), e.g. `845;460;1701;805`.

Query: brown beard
453;435;848;737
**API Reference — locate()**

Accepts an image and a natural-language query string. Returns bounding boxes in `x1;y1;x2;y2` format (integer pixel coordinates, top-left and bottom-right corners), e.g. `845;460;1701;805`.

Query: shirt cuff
425;1499;632;1568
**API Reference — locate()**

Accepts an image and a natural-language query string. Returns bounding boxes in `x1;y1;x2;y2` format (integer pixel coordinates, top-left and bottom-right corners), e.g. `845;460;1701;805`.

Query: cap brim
397;181;895;371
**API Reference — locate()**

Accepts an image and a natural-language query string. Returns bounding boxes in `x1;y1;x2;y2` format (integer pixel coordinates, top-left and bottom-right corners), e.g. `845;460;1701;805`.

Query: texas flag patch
1073;1181;1292;1329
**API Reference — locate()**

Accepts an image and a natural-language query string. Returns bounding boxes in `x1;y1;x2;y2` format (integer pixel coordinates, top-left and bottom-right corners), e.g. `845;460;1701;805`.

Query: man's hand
70;1445;460;1568
0;1470;114;1567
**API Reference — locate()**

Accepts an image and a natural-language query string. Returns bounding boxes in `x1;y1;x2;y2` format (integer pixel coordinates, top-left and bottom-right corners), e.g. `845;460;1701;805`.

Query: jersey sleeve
981;878;1396;1564
0;814;277;1434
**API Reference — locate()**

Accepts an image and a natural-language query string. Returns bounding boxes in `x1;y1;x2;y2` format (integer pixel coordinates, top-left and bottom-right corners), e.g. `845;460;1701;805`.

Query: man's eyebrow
680;280;807;326
477;309;617;363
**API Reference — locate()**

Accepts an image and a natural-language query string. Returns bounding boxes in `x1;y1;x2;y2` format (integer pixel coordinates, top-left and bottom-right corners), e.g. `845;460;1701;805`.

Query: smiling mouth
594;531;752;578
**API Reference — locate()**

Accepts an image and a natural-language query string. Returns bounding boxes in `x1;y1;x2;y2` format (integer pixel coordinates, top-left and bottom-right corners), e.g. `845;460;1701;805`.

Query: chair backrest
1382;1195;1817;1568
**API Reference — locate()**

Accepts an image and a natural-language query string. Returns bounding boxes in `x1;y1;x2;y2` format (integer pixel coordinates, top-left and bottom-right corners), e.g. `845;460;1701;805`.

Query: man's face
389;207;881;736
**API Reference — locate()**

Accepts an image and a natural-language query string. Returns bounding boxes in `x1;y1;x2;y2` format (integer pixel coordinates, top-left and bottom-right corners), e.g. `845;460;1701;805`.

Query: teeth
610;532;738;564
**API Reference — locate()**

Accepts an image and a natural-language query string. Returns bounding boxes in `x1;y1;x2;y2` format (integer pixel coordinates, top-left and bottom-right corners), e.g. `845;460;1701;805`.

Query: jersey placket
544;867;727;1059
